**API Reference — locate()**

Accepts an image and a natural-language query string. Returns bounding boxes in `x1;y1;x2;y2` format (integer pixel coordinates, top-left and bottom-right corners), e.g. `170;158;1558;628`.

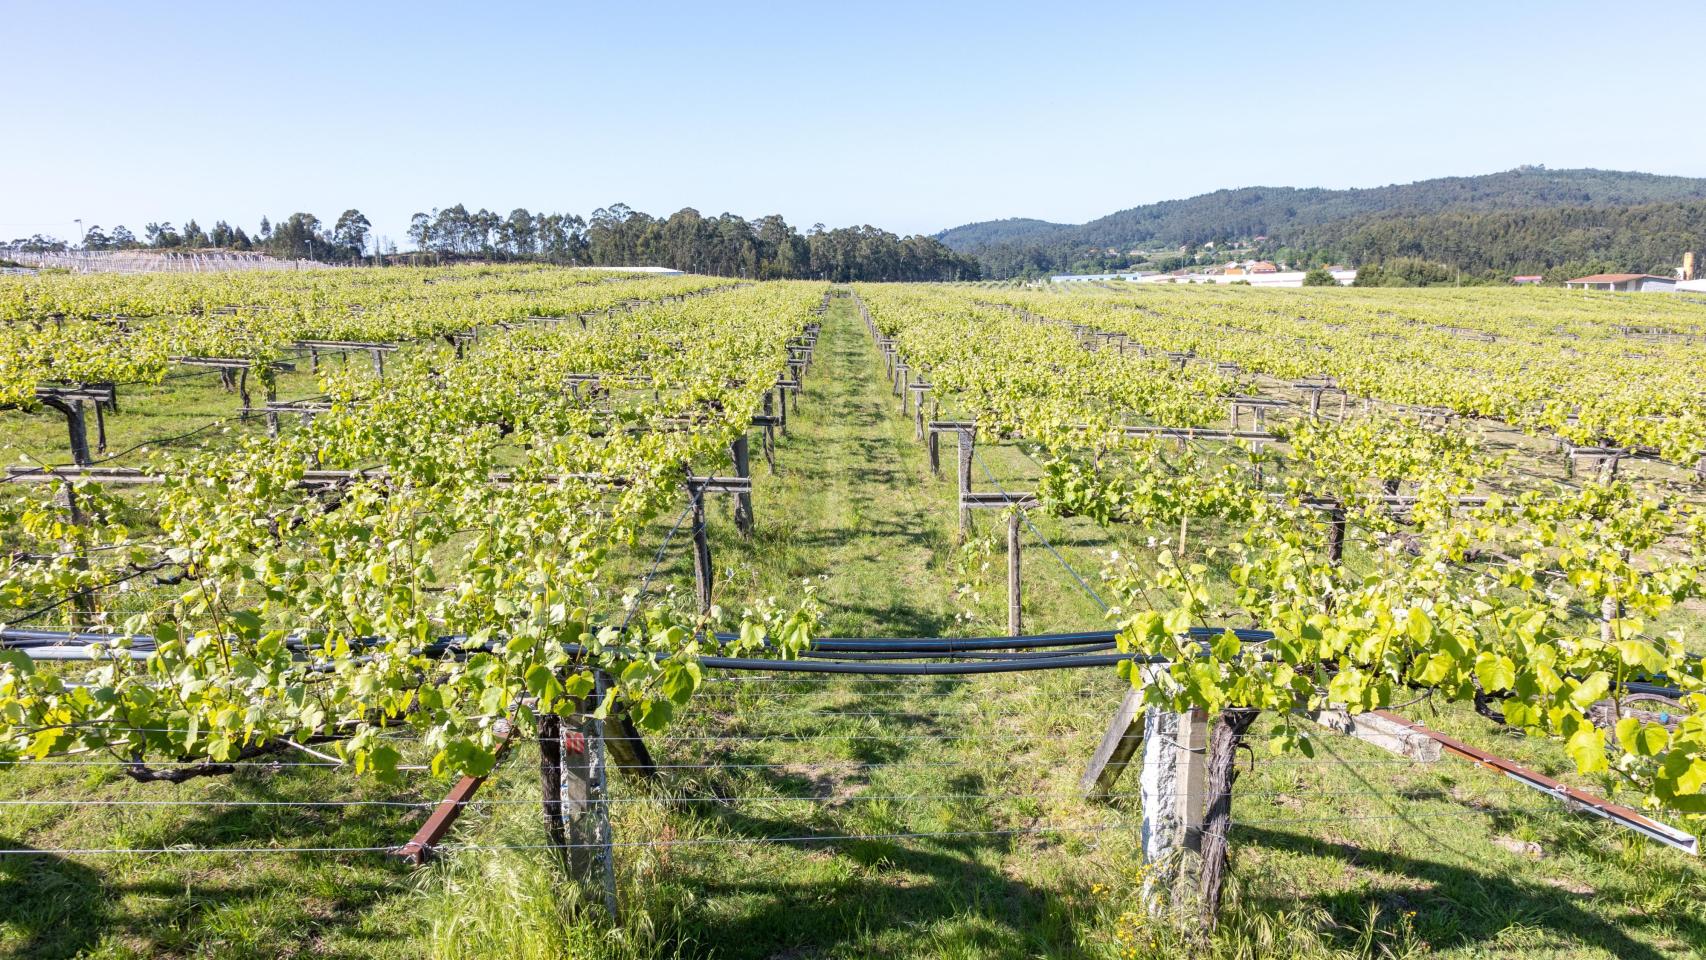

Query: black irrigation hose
0;625;1151;674
798;643;1121;662
783;629;1118;648
800;633;1115;653
696;651;1161;675
713;625;1273;654
4;626;1692;695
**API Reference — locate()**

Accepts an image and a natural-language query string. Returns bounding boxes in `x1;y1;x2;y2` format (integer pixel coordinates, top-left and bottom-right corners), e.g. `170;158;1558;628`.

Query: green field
4;292;1702;960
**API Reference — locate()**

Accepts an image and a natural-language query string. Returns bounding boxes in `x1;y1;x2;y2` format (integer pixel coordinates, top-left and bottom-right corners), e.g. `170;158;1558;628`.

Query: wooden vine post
957;426;975;540
51;397;92;466
59;478;95;624
690;489;713;615
680;474;755;616
911;383;929;440
1006;509;1023;636
538;713;568;859
758;396;778;472
543;683;619;918
35;385;117;466
730;436;754;537
1326;501;1347;563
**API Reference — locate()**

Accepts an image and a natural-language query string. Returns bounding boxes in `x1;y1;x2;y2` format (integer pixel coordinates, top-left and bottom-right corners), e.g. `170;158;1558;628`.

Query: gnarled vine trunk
1199;708;1260;924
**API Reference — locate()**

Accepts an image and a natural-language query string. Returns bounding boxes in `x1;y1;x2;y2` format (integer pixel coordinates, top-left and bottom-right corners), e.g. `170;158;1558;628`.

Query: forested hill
937;167;1706;251
936;167;1706;277
1282;200;1706;282
927;217;1072;249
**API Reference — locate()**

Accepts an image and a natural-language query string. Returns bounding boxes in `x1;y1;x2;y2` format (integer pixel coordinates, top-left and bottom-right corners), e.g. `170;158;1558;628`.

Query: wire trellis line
0;821;1141;857
0;789;1148;809
0;759;433;771
974;449;1111;613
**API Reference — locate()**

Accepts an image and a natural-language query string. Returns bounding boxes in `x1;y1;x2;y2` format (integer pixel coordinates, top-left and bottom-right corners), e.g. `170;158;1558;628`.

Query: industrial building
1563;273;1678;293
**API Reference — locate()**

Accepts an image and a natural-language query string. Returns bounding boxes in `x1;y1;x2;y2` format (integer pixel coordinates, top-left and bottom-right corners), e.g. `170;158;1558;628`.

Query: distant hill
1285;200;1706;282
935;167;1706;277
927;217;1072;249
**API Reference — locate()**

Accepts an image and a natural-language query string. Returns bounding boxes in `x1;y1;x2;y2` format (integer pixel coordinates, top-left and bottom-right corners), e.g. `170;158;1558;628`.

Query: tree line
7;211;378;263
406;203;979;281
8;204;980;282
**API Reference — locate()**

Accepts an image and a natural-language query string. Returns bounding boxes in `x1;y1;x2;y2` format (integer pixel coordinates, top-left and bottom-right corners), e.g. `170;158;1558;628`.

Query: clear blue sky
3;0;1702;247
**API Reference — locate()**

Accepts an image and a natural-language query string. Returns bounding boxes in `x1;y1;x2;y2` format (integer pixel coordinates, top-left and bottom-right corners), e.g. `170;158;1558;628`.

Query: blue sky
3;0;1703;247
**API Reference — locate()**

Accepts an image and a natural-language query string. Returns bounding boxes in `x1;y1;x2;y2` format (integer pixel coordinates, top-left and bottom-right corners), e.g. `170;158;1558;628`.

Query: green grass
0;761;423;958
2;296;1702;958
0;358;333;471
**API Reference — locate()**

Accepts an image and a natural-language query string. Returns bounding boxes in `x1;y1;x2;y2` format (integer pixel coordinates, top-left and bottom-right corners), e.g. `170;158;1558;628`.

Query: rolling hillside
936;167;1706;277
937;167;1706;251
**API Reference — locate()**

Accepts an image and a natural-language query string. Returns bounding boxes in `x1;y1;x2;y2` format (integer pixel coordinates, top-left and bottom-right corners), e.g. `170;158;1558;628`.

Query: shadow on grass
673;806;1093;960
0;838;108;960
813;603;966;641
0;774;419;959
1238;825;1701;959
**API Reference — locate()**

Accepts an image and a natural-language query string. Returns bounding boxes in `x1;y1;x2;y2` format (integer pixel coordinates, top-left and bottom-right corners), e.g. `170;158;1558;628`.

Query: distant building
595;265;685;275
1510;275;1544;285
1130;269;1355;287
1049;271;1157;283
1220;259;1279;276
1563;273;1676;292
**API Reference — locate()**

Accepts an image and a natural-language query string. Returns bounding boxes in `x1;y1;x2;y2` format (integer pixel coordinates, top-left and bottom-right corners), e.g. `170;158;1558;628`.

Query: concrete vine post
1137;696;1208;916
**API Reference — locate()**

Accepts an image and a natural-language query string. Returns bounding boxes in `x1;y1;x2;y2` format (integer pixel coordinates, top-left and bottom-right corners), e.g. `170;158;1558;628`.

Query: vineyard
2;268;1705;959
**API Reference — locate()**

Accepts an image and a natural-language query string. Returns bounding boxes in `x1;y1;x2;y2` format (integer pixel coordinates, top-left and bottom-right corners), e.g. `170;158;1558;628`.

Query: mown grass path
597;293;1132;959
604;295;1706;960
634;288;1116;639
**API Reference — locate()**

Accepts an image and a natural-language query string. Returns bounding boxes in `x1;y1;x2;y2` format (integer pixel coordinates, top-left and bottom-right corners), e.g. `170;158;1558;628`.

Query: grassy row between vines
1;293;1702;958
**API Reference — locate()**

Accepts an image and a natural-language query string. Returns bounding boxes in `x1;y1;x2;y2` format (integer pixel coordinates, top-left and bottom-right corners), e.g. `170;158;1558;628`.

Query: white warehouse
1563;273;1677;292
